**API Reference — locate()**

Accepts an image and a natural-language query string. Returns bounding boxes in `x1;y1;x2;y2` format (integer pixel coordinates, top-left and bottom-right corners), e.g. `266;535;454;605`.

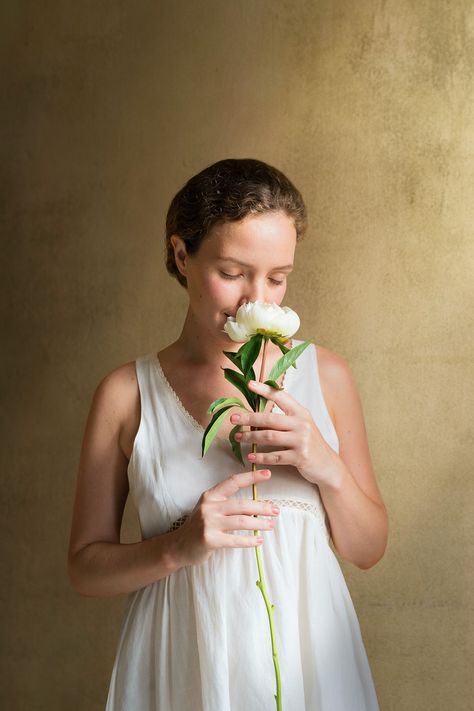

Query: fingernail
272;506;280;514
249;380;257;386
248;453;256;460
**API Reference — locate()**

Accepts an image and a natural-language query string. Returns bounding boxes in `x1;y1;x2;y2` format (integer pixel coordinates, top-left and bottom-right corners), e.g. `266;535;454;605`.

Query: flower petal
223;317;250;342
281;307;300;337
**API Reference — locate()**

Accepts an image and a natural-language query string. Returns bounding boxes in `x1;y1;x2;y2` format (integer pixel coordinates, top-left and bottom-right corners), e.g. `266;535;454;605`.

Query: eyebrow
218;257;294;270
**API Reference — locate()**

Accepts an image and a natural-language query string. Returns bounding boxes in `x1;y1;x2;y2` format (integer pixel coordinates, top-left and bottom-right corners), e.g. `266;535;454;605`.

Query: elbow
356;554;383;571
337;548;385;571
345;529;389;571
67;549;96;597
68;559;88;597
355;538;388;571
358;512;389;570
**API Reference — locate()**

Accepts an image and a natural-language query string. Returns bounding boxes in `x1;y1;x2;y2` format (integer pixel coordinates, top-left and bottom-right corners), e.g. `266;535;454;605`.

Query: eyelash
220;272;284;286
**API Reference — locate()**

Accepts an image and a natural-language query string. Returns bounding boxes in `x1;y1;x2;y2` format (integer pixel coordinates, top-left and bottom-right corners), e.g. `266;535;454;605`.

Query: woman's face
172;211;297;343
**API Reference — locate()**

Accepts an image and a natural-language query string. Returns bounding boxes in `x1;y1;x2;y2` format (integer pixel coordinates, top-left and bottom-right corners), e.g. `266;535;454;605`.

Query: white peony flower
223;300;300;343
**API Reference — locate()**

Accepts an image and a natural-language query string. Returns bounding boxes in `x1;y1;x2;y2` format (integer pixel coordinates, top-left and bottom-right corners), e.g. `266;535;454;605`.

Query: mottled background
2;1;473;709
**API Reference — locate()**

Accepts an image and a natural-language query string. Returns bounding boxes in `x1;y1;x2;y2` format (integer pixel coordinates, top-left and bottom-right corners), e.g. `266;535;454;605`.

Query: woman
68;158;388;710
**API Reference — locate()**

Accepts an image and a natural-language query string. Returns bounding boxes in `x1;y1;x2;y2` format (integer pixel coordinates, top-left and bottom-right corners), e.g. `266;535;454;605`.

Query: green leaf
223;368;256;410
267;340;313;382
207;396;248;415
239;334;264;378
237;340;250;355
255;378;284;413
229;424;245;465
223;350;244;372
222;352;256;380
270;336;290;356
201;405;235;457
264;379;282;390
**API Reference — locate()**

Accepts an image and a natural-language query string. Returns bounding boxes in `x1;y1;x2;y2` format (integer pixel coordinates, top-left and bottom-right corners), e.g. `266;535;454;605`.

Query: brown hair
165;158;307;288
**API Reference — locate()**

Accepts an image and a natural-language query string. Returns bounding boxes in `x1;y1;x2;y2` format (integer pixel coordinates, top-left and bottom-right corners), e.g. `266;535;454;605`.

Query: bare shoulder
315;343;351;376
93;360;138;417
92;360;140;461
98;359;138;393
315;344;386;510
68;360;140;561
314;344;356;428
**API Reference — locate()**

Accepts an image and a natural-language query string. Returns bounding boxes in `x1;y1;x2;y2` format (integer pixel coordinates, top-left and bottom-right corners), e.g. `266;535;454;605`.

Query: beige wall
2;1;473;709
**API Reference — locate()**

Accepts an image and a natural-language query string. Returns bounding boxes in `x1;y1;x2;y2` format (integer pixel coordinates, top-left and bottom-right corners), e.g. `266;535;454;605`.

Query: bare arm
67;365;185;596
317;348;388;569
67;366;279;597
232;349;389;571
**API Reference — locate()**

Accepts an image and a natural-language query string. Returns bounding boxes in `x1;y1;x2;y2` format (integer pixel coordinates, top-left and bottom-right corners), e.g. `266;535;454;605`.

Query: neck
172;308;240;367
170;307;286;370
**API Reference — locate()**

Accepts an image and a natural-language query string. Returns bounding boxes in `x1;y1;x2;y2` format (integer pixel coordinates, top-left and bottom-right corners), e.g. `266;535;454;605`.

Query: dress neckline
151;339;294;444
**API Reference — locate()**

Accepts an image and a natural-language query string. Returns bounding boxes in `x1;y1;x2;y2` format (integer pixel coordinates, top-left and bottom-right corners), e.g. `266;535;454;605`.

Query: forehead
204;212;297;262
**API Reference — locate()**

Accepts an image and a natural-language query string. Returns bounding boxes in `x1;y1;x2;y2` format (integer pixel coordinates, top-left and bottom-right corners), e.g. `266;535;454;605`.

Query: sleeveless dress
105;339;380;711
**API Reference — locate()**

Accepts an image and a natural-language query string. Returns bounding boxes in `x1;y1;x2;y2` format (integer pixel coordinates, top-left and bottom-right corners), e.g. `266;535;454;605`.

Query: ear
170;235;188;279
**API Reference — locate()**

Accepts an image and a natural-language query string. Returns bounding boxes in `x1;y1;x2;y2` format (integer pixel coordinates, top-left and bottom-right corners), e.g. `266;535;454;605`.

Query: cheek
205;274;236;302
190;273;220;301
274;283;288;304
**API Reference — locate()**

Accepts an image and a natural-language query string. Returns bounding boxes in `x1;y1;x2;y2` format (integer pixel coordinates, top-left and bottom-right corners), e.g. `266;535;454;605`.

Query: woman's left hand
229;379;342;489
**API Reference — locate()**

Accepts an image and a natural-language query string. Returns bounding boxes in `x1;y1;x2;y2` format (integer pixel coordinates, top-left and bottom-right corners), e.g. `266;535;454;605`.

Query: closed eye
220;272;284;286
219;272;241;280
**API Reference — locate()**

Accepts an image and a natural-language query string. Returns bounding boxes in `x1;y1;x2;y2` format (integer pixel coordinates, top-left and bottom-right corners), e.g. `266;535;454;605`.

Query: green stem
252;336;282;711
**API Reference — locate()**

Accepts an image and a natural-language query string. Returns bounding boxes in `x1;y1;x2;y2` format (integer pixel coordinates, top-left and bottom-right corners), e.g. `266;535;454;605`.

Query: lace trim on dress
152;358;206;435
167;497;330;539
153;338;294;437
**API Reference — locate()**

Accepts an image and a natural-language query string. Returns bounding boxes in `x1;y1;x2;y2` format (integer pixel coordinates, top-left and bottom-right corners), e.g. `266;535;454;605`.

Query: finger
223;498;280;517
247;380;300;416
207;469;271;500
235;429;294;448
230;411;296;431
246;450;295;466
221;514;276;532
219;532;265;548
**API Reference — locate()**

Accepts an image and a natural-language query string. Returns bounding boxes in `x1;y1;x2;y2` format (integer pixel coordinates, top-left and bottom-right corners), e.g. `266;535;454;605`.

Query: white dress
105;339;380;711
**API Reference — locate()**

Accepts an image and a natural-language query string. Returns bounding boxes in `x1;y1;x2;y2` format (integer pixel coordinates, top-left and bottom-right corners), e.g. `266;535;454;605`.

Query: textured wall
2;1;473;709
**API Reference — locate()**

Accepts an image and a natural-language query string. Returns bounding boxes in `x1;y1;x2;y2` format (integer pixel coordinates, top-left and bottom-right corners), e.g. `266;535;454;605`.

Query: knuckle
241;535;254;548
301;445;310;462
202;489;212;503
202;525;214;547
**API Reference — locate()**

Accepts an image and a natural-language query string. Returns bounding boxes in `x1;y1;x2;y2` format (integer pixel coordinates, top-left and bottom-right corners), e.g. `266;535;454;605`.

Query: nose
237;278;268;307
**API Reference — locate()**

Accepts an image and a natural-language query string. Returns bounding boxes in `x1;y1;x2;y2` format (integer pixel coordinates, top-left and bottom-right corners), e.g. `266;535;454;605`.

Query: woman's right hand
173;468;280;567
